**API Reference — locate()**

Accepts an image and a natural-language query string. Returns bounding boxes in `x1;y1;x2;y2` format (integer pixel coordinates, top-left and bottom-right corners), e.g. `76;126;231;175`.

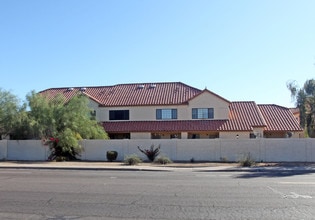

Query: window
151;133;162;139
109;110;129;120
156;109;177;120
109;133;130;139
170;133;180;139
91;110;96;116
250;133;256;139
90;110;96;119
192;108;214;119
191;134;200;139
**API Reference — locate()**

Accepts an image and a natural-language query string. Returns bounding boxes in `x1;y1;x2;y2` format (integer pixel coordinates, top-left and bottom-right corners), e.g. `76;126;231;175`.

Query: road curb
1;165;315;173
0;166;174;172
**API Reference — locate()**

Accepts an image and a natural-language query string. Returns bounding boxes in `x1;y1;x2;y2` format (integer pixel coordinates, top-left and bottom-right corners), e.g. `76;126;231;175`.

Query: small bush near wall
220;157;229;163
239;153;255;167
106;151;118;162
154;156;172;165
124;154;142;165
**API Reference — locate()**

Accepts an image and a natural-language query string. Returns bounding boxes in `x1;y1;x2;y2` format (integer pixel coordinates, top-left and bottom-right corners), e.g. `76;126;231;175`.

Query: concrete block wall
306;139;315;162
0;140;7;160
79;140;127;161
6;140;48;161
1;138;315;162
262;139;305;162
219;139;262;162
71;138;315;162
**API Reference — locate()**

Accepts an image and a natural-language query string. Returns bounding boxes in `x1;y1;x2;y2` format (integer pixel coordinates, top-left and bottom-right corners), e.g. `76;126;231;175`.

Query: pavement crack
131;195;144;205
46;197;54;205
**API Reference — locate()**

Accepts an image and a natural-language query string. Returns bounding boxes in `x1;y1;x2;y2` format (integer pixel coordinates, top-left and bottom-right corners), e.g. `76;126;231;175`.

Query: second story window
156;109;177;120
192;108;214;119
90;110;96;120
109;110;129;120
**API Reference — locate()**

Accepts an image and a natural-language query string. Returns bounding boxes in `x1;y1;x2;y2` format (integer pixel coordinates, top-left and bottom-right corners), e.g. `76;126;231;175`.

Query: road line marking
285;192;312;199
267;186;286;197
267;186;312;199
279;182;315;185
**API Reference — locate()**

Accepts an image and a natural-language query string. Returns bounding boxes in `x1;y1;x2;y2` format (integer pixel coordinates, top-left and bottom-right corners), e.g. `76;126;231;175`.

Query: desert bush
138;144;160;162
239;152;255;167
106;151;118;162
124;154;142;165
45;134;81;161
154;156;172;165
220;156;229;163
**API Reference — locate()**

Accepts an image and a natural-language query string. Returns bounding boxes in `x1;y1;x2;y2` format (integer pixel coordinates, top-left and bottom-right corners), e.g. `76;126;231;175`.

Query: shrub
239;152;255;167
45;132;82;161
138;144;160;162
106;151;118;162
220;157;229;163
154;156;172;165
124;154;142;165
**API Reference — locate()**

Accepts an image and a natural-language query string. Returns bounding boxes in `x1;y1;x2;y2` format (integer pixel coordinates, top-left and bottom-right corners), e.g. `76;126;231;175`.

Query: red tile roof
40;82;203;106
218;102;266;131
39;87;80;103
103;120;227;133
40;82;302;133
289;107;300;114
258;104;302;131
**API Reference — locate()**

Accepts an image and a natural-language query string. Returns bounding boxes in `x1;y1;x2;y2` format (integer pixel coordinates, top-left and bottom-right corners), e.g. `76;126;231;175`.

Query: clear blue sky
1;0;314;107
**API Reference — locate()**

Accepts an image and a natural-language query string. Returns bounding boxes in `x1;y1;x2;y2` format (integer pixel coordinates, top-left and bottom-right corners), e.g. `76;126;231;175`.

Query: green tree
9;110;34;140
0;88;26;139
26;91;108;160
26;91;65;138
287;79;315;137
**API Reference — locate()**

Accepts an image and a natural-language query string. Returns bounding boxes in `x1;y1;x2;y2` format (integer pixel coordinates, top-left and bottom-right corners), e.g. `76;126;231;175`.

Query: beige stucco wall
264;131;304;138
94;105;185;121
129;131;258;140
181;132;188;139
131;133;151;139
252;127;264;138
219;131;251;139
88;100;104;122
187;91;230;120
92;90;230;122
131;131;302;140
295;132;305;138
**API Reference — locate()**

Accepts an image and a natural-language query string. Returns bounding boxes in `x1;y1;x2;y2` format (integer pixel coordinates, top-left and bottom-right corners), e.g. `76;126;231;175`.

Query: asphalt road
0;169;314;220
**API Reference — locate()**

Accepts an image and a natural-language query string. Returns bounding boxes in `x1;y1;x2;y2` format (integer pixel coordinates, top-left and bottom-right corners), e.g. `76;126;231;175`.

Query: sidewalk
1;161;315;172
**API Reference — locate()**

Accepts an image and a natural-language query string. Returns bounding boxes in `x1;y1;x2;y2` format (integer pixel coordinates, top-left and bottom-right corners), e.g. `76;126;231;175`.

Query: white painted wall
6;140;49;161
0;140;7;160
1;139;315;162
79;139;128;161
262;139;307;162
175;139;220;161
220;139;262;162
